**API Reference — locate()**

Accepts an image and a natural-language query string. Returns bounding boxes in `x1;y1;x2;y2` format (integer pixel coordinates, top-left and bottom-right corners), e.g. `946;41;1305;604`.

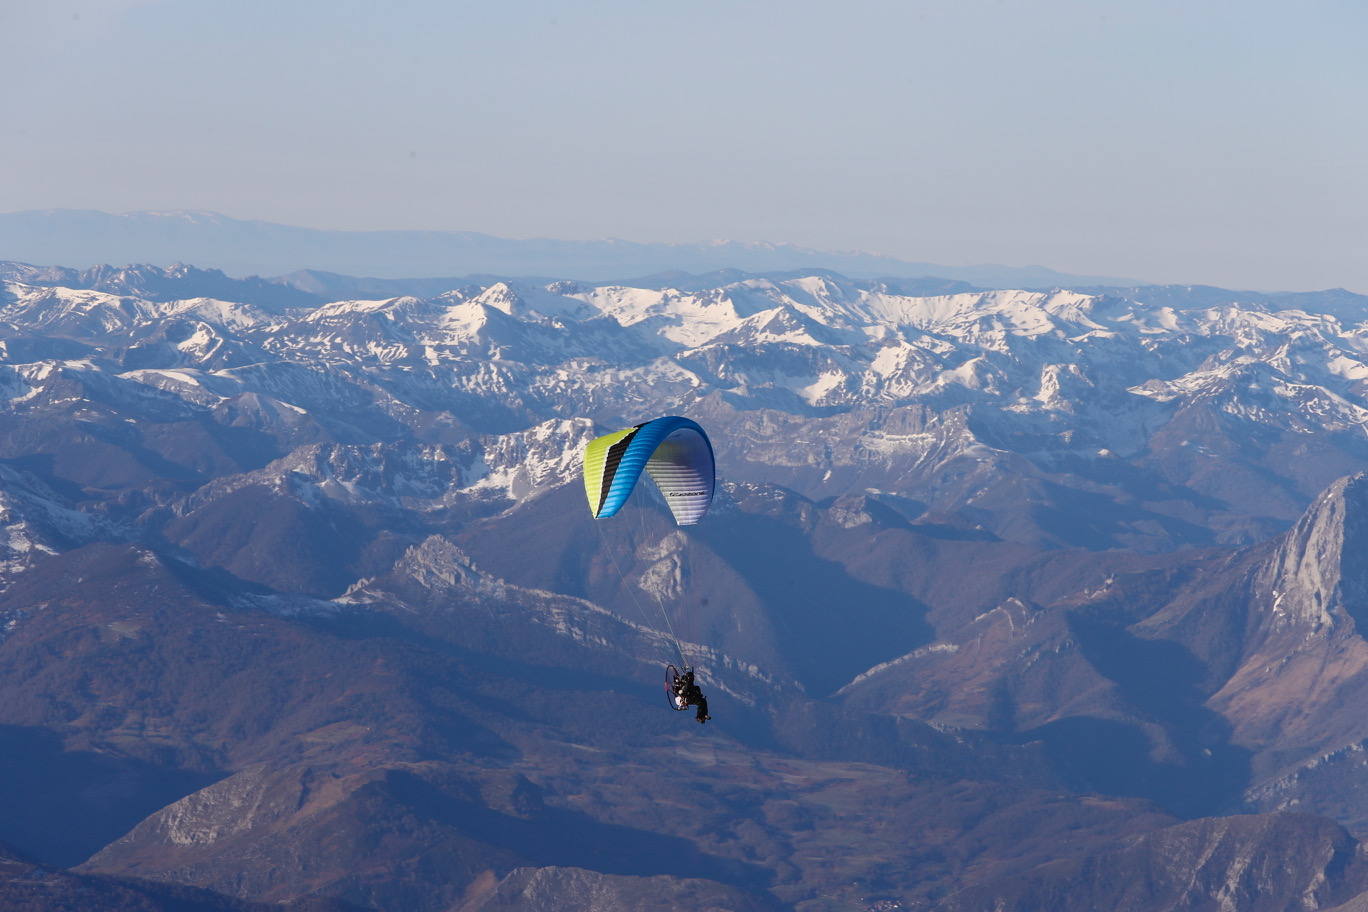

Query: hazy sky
3;0;1364;290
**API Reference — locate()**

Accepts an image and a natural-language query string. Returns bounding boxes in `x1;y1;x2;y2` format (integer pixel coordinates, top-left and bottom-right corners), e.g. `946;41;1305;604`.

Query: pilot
674;668;711;723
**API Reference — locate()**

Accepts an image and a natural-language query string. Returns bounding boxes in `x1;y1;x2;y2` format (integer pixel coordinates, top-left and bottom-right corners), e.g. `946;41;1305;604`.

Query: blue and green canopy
582;416;715;526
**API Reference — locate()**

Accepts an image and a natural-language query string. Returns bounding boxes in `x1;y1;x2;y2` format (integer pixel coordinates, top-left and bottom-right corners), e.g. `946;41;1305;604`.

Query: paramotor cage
664;664;691;711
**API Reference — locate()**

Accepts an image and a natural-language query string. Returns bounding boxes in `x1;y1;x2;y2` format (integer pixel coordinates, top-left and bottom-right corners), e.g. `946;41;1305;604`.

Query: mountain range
0;209;1139;287
3;261;1368;909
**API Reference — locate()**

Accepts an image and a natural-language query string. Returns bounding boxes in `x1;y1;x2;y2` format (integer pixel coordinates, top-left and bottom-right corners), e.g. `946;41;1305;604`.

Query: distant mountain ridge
0;208;1139;287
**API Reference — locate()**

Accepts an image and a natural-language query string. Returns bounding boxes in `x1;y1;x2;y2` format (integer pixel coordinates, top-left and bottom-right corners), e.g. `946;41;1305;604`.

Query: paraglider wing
582;416;715;526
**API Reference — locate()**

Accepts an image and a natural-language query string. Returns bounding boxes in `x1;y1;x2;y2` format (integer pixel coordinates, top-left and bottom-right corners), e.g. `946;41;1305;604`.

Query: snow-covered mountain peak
436;297;494;335
302;295;428;323
7;269;1368;550
569;285;742;346
159;296;274;331
700;305;842;349
1;282;156;334
460;417;595;501
470;282;521;316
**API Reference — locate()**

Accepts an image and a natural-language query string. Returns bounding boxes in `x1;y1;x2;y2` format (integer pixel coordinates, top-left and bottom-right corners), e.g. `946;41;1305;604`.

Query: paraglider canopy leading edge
582;416;715;526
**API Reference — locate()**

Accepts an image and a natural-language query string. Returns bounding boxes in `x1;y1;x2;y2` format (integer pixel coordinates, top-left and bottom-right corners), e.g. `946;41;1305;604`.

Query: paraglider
666;665;711;723
583;416;715;723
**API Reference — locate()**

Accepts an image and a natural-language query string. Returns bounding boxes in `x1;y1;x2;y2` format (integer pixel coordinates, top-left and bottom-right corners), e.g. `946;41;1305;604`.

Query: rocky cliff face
1201;475;1368;830
1255;473;1368;636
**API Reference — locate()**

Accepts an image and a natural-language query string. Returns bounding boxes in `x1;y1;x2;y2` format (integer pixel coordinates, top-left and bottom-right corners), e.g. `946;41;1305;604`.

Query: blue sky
2;0;1364;290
